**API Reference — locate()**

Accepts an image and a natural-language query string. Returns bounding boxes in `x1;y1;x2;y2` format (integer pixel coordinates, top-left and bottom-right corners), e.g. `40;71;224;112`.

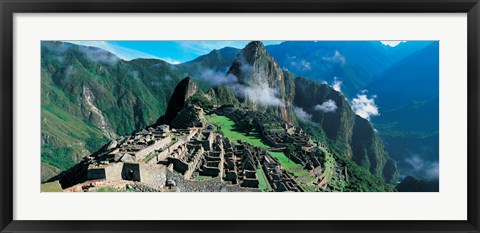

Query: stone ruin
82;106;325;192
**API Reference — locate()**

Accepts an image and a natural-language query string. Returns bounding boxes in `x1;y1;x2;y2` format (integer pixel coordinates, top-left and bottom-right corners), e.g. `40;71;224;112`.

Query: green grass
300;185;317;192
293;169;310;177
96;187;119;192
267;152;302;171
300;176;317;183
42;106;105;144
41;144;77;171
322;149;336;182
206;115;269;149
207;114;317;190
126;187;138;192
40;181;63;192
256;168;273;192
143;152;160;163
41;106;109;171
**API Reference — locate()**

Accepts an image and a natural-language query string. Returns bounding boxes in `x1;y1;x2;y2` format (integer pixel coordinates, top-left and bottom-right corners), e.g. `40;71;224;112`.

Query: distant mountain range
41;40;439;191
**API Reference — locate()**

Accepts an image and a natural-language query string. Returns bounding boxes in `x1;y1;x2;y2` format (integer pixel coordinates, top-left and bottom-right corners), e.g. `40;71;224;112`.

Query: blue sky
66;41;284;64
66;40;406;64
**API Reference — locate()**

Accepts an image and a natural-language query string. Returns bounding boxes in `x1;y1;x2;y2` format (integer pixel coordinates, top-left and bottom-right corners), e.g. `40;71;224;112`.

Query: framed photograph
1;0;479;232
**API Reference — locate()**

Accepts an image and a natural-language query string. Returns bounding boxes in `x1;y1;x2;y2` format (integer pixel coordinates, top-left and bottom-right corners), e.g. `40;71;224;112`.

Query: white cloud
323;50;346;64
78;46;119;66
405;155;439;179
290;59;312;71
315;99;338;113
351;92;379;120
380;41;406;47
64;41;181;64
198;69;238;87
332;77;342;92
196;67;283;107
244;82;283;107
294;107;312;122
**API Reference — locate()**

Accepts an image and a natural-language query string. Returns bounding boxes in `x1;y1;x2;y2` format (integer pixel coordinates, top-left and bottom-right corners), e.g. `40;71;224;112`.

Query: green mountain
41;41;186;181
177;47;240;90
41;42;242;182
293;78;399;183
183;46;240;71
265;41;431;97
155;75;395;191
368;42;439;109
42;40;398;189
265;40;438;184
227;41;296;124
214;41;397;184
396;176;439;192
368;43;439;181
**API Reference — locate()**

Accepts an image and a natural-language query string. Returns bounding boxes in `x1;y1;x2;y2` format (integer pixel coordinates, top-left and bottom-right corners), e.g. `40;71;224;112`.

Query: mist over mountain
41;40;438;191
226;41;296;124
368;43;439;181
292;78;398;183
42;42;180;180
264;41;439;183
41;41;237;181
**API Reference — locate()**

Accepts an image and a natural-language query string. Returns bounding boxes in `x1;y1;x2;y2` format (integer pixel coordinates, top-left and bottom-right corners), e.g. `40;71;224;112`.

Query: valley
40;40;438;192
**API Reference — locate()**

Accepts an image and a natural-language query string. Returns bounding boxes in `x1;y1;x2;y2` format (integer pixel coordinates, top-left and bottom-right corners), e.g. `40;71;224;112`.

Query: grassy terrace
256;168;273;192
317;145;336;191
267;151;309;177
207;114;315;191
206;115;269;149
96;187;119;192
40;181;63;192
143;152;160;163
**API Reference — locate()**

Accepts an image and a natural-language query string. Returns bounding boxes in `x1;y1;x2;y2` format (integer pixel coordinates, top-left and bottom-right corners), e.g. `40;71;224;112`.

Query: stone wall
134;136;172;161
148;139;187;164
139;164;167;189
166;169;225;192
105;162;123;181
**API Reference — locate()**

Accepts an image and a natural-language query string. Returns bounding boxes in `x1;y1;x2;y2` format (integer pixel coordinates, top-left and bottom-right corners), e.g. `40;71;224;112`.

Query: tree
286;144;296;156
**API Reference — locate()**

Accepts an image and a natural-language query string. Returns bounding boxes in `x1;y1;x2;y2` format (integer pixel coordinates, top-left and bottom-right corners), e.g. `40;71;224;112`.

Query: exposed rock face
227;41;296;124
293;77;399;184
158;77;199;125
82;86;116;139
153;43;398;185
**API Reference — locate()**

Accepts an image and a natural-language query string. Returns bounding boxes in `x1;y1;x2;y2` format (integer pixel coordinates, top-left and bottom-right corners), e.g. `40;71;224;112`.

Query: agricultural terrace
206;114;316;191
206;114;269;148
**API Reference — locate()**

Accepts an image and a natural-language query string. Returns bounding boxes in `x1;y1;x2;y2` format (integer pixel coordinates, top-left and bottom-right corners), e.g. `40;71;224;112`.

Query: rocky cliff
227;41;296;124
294;77;399;183
157;77;199;125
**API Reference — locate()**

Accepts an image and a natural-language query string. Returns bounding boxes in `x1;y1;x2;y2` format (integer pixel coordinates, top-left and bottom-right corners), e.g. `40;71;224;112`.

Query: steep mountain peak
240;41;268;63
159;77;199;125
227;41;275;84
226;41;296;124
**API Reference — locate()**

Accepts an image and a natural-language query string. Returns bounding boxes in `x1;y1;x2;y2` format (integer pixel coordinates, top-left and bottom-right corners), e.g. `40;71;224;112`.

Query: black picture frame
1;0;479;232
